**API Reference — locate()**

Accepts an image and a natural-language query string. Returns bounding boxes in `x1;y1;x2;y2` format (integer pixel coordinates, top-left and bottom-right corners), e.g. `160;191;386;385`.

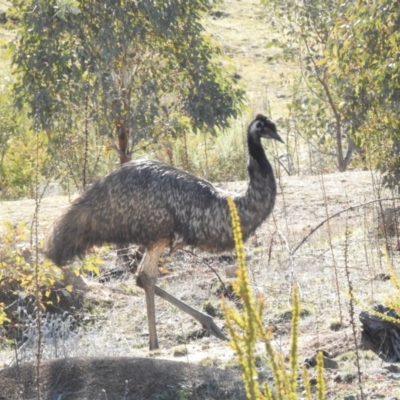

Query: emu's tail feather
45;202;93;267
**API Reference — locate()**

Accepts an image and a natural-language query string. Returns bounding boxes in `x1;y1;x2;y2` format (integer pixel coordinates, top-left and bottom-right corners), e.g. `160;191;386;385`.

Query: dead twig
183;249;228;295
292;197;400;255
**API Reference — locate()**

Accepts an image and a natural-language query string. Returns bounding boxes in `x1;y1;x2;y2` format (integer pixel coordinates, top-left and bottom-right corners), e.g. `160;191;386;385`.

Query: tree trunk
338;136;356;172
335;119;345;172
117;121;131;164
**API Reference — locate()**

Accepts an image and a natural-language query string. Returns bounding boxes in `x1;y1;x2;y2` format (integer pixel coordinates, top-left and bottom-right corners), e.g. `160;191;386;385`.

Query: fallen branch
292;197;400;255
183;249;228;295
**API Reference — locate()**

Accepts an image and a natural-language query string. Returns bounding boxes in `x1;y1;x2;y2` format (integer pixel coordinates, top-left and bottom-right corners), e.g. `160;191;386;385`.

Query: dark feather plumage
45;115;282;267
46;114;283;349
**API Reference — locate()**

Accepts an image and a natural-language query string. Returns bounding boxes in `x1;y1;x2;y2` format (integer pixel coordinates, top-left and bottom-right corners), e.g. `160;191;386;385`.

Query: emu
45;114;283;350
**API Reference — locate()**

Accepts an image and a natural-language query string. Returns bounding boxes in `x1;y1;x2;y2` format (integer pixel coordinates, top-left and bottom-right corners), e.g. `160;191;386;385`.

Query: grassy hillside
1;2;400;400
203;0;295;118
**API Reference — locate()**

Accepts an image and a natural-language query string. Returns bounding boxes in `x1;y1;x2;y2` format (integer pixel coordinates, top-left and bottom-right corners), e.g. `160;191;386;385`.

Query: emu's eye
256;121;263;129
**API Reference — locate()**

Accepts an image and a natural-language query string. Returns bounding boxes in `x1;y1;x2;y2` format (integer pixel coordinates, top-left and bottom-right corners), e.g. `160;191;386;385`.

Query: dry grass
203;0;297;118
2;170;400;398
1;1;400;399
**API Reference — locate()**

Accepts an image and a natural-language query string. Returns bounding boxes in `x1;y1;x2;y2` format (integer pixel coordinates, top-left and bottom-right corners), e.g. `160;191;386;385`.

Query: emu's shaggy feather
46;153;276;266
45;114;282;350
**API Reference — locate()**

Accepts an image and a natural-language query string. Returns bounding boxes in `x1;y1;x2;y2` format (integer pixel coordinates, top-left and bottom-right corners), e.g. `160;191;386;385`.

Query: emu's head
248;114;284;143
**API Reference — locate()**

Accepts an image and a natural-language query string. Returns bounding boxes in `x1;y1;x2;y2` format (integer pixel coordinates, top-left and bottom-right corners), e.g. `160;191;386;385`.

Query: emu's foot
153;285;229;342
201;315;229;341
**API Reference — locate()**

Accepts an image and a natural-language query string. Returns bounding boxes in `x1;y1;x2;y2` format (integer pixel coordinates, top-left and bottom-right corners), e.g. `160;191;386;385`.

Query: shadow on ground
0;356;245;400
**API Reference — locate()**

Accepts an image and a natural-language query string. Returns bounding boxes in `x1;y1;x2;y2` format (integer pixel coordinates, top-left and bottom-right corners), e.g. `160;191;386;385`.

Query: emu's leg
136;242;166;350
154;286;228;341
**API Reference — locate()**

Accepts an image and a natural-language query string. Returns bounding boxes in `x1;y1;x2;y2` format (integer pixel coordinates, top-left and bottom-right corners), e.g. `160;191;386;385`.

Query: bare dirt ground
1;0;400;399
1;170;400;399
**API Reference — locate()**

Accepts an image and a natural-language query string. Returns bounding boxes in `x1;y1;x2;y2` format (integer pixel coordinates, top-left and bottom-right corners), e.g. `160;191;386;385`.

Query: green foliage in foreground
381;246;400;318
0;221;62;326
0;220;102;333
224;197;325;399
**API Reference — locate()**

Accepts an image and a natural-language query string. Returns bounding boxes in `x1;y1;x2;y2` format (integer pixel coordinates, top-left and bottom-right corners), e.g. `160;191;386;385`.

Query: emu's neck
234;135;277;240
247;134;273;179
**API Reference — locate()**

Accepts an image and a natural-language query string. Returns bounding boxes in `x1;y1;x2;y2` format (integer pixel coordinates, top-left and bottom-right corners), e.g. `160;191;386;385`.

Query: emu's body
46;114;283;349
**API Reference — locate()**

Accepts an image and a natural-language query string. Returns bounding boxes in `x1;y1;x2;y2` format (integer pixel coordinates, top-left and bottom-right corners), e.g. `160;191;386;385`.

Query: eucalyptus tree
263;0;359;172
12;0;245;169
330;0;400;188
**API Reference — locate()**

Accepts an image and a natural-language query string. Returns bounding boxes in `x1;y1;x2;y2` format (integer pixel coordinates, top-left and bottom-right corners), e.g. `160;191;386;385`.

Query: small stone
334;374;342;383
386;373;400;381
304;350;336;369
330;321;343;331
374;273;390;281
383;364;400;374
343;373;357;383
323;357;339;370
309;378;317;386
343;395;356;400
370;394;385;399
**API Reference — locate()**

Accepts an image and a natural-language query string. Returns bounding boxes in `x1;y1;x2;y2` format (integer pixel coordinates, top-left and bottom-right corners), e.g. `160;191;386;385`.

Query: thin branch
344;213;365;399
292;197;400;255
301;30;345;170
183;249;228;295
275;155;291;176
295;130;336;158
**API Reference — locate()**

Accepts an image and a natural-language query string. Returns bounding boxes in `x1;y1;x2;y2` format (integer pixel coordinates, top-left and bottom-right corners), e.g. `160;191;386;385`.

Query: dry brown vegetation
1;0;400;399
2;170;400;399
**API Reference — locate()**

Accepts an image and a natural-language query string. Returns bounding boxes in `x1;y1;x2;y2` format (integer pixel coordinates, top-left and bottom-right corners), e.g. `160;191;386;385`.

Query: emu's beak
265;129;284;144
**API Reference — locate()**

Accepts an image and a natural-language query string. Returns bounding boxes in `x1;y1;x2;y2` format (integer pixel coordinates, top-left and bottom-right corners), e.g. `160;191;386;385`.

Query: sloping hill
1;2;400;399
204;0;295;117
